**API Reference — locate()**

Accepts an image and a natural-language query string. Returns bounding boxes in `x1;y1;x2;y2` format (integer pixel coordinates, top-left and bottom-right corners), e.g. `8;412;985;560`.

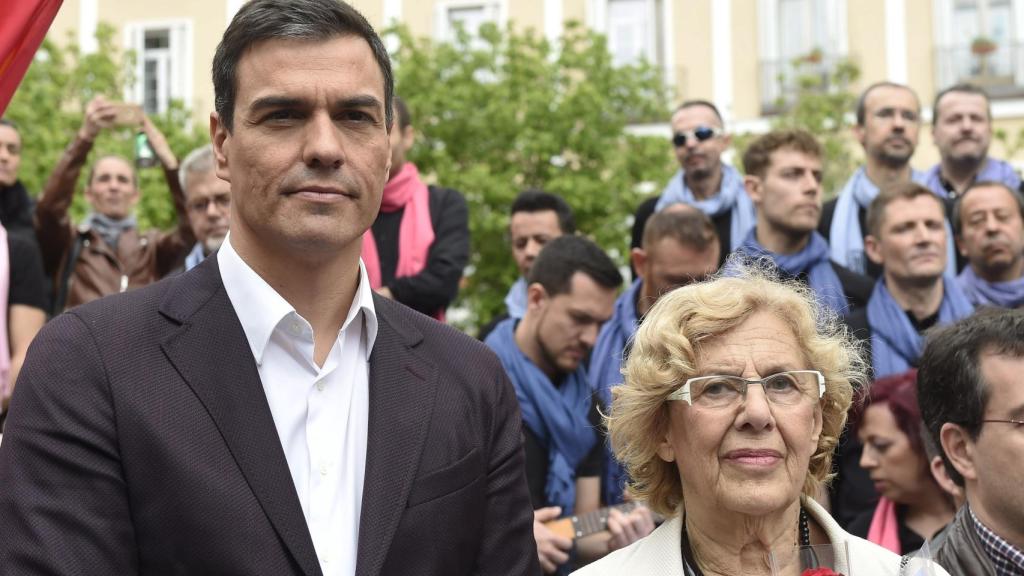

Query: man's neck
940;158;985;196
513;316;558;381
969;496;1024;553
885;273;945;321
755;221;811;255
865;159;912;189
977;257;1024;284
231;229;362;367
685;168;723;201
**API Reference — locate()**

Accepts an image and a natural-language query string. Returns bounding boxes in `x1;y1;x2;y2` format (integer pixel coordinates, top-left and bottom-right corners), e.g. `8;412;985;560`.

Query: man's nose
302;112;345;169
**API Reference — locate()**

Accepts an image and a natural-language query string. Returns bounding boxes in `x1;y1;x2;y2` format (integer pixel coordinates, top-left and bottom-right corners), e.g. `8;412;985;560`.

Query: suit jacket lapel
159;257;322;576
355;298;438;576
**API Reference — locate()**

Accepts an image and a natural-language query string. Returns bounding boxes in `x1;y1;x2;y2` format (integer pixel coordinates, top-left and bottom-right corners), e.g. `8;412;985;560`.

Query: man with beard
954;181;1024;308
179;145;230;271
633;100;754;267
925;84;1020;200
485;236;653;574
735;129;873;317
820;82;950;279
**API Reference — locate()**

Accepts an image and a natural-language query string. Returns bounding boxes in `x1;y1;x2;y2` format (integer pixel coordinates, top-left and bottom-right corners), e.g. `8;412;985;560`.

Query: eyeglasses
672;126;722;148
187;193;231;213
667;370;825;409
982;418;1024;429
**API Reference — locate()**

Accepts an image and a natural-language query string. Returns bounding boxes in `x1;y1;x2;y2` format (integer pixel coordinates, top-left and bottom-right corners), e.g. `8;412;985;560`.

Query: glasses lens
692;376;743;408
694;126;716;142
762;372;809;405
672;132;687;147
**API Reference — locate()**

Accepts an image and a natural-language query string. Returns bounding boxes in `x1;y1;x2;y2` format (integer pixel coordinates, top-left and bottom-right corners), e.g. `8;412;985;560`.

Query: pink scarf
867;496;902;554
0;225;10;403
362;162;441;319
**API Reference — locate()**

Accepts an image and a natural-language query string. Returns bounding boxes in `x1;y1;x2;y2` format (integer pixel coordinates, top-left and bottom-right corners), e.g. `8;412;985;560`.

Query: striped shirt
970;506;1024;576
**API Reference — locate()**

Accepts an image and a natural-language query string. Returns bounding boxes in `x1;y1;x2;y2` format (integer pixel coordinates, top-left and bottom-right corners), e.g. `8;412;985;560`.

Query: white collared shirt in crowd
219;235;378;576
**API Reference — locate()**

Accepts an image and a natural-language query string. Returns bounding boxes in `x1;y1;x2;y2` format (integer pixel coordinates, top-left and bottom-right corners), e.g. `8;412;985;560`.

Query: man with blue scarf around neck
590;206;720;507
954;182;1024;309
847;182;975;380
646;100;754;266
485;236;654;574
34;96;193;312
735;129;873;318
819;82;951;279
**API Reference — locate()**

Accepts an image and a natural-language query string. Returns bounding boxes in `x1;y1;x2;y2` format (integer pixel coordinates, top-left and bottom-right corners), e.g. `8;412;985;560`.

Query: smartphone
111;103;143;127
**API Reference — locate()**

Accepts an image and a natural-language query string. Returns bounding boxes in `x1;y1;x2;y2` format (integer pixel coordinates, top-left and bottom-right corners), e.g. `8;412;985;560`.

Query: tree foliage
5;23;208;230
387;22;675;330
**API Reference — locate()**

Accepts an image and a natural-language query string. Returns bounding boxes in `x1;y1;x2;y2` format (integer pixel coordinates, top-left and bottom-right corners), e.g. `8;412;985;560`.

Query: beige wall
508;0;545;33
732;0;759;120
905;0;935;109
402;0;434;40
48;1;79;45
847;0;888;90
676;0;713;102
563;0;587;26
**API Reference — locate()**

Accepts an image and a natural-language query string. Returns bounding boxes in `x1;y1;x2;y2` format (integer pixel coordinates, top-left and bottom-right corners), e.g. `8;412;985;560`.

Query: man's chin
204;235;227;253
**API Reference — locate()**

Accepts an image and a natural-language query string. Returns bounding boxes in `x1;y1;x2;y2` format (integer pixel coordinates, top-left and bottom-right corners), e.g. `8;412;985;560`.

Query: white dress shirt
219;236;378;576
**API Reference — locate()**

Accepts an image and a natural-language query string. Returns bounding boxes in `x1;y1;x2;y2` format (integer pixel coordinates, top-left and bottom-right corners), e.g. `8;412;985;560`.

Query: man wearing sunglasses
919;310;1024;576
632;100;753;268
820;82;939;279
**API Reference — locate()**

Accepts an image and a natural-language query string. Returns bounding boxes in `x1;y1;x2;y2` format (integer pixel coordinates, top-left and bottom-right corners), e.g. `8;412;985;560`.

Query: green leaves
387;22;674;331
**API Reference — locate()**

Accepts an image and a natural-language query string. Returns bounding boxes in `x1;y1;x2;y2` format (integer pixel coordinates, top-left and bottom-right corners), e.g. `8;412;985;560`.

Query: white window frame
757;0;848;66
933;0;1024;88
588;0;674;86
124;19;193;116
434;0;506;44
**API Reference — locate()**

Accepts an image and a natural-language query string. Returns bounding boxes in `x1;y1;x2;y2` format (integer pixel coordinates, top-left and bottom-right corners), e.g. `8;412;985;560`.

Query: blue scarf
485;318;596;514
867;277;974;378
828;167;957;277
923;157;1022;198
184;242;206;271
958;265;1024;309
654;164;755;251
504;277;528;319
736;229;850;316
589;279;642;505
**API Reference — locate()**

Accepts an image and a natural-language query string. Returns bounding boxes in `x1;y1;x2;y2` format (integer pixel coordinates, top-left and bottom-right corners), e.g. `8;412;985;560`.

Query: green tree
387;22;675;331
5;23;208;230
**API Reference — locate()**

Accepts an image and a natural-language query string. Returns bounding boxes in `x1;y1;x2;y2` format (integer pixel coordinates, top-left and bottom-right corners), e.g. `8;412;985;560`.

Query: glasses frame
672;126;723;148
982;418;1024;428
667;370;826;407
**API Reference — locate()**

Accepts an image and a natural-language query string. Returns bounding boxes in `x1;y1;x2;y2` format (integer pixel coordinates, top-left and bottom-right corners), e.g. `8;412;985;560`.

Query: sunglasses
672;126;722;147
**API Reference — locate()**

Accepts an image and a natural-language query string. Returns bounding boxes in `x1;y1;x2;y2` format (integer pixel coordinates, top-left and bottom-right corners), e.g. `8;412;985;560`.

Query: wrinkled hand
141;116;177;169
533;506;572;574
605;505;655;553
79;96;118;141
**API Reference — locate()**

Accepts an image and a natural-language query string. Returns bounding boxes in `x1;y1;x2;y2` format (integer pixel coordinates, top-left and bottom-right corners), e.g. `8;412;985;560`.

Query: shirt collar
218;234;378;365
969;504;1024;574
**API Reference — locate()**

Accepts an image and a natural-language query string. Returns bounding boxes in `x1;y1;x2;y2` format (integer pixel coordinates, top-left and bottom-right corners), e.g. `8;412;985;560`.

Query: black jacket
934;506;999;576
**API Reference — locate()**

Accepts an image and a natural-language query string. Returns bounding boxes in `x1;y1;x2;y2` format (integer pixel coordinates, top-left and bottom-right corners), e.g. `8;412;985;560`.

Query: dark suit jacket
0;254;539;575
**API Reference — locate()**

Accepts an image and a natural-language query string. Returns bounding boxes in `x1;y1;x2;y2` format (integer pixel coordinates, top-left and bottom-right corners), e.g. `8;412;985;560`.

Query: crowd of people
0;1;1022;575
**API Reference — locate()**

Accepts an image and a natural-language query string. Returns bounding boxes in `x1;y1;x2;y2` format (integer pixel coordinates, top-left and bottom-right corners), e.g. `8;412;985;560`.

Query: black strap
54;232;86;315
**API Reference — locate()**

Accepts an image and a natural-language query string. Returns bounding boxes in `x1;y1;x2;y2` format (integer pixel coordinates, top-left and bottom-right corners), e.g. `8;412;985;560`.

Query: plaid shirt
970;506;1024;576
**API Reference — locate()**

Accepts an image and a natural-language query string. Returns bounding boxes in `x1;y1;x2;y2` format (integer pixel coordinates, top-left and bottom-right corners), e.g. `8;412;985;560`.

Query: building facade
47;0;1024;170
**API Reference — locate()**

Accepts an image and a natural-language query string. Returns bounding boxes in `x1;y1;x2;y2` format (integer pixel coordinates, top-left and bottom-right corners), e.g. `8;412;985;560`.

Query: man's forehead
866;86;919;111
671;105;722;129
885;196;944;225
95;156;134;174
510;210;560;233
937;91;988;117
768;148;821;171
0;125;20;144
963;185;1016;211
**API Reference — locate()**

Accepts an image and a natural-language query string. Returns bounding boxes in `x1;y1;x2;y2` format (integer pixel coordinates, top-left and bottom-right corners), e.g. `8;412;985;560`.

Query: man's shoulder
830;261;874;306
376;296;502;370
819;197;839;238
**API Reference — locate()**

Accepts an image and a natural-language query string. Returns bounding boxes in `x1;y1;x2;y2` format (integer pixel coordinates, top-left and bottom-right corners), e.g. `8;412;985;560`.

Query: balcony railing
759;53;846;115
935;43;1024;98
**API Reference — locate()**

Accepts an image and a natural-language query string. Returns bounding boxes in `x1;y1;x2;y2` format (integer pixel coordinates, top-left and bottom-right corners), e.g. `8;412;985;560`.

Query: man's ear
526;282;548;312
955;233;969;258
744;175;763;204
864;233;884;266
630;247;648;281
852;123;866;147
210;112;231;182
940;422;978;483
400;125;415;153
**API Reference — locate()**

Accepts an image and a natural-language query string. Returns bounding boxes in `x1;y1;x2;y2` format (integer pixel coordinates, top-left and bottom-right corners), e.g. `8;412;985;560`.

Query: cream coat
572;496;952;576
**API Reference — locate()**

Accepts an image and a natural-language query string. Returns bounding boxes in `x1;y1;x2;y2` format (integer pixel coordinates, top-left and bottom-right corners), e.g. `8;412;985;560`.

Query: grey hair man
179;145;231;270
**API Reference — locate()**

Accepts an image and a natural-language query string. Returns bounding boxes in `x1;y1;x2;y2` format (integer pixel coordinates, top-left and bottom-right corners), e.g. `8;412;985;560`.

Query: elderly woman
573;271;950;576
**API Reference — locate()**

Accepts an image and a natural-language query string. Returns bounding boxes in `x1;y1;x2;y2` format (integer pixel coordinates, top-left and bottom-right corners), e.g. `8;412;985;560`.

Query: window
606;0;664;67
436;1;502;46
757;0;847;113
124;21;192;115
934;0;1024;95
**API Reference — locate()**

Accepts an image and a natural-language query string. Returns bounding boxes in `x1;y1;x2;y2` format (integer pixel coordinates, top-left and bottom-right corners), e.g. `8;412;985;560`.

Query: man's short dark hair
0;118;18;134
742;129;822;178
673;100;724;127
393;95;412;131
855;81;918;126
918;309;1024;486
528;236;622;297
932;83;991;127
510;189;576;235
866;181;945;238
952;180;1024;236
212;0;393;132
642;206;717;252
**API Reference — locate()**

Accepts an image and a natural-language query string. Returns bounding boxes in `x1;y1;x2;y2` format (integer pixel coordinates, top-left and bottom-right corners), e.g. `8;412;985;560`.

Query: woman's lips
723;449;783;467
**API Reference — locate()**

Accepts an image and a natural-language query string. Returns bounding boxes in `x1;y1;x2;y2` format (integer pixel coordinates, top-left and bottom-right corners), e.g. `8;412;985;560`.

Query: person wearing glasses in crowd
820;82;950;279
953;181;1024;308
178;145;231;271
631;100;754;268
850;370;956;555
918;310;1024;576
572;268;950;576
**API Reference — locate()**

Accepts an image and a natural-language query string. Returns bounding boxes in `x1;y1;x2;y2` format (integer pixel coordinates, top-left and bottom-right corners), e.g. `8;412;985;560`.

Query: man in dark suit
0;1;538;575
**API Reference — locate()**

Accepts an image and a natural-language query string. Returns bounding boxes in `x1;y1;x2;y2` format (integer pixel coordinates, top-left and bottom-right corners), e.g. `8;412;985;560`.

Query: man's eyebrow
335;95;384;111
248;96;306;113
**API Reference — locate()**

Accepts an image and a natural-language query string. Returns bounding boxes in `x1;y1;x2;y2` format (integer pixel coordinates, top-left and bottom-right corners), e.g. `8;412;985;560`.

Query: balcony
759;52;848;115
935;43;1024;99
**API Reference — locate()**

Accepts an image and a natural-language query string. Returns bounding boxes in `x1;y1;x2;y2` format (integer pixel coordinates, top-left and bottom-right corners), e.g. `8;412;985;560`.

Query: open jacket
933;505;998;576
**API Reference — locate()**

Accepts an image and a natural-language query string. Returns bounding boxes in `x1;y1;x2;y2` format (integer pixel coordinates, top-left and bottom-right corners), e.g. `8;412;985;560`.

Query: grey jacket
933;505;997;576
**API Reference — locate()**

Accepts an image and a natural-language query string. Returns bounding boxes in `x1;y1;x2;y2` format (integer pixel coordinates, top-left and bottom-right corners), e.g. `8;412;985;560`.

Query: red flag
0;0;63;116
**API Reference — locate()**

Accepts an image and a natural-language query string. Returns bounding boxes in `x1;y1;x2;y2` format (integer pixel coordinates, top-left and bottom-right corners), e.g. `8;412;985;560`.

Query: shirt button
290;322;302;335
320;464;329;476
316;381;325;392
